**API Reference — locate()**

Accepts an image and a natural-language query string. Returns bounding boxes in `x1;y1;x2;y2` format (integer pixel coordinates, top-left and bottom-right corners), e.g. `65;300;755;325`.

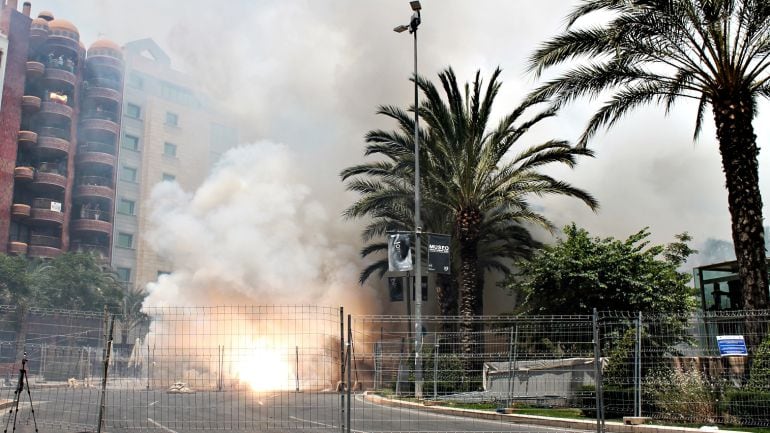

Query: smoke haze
31;0;770;291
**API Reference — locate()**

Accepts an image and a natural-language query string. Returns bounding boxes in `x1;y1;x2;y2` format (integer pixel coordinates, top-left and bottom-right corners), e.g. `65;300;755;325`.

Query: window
125;103;141;119
117;198;135;215
121;166;137;182
162;173;176;182
127;73;143;89
157;270;171;277
163;142;177;157
116;232;134;249
165;112;179;126
122;134;140;151
116;267;132;283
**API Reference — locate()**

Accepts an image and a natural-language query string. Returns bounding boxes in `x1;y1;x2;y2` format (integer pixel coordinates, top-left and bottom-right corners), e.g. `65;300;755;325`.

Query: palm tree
342;67;598;353
528;0;770;311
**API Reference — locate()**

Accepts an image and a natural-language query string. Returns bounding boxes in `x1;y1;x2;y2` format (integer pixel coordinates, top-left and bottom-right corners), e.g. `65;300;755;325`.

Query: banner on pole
388;233;413;272
427;234;450;273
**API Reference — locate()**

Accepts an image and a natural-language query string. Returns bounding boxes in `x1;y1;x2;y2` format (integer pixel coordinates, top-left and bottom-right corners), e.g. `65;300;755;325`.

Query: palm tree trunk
435;272;458;334
713;93;769;348
456;208;483;379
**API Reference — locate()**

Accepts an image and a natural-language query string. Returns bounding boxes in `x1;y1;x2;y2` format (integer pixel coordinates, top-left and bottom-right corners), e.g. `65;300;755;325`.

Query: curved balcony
84;85;121;103
14;166;34;182
71;217;112;236
28;235;62;258
69;241;110;261
7;241;28;255
36;127;70;157
76;142;115;168
18;130;38;148
43;66;76;88
29;198;65;226
32;169;67;192
80;117;119;136
39;101;73;121
29;24;49;46
11;203;31;219
26;61;45;79
86;55;123;74
75;176;114;201
46;34;80;55
22;95;41;113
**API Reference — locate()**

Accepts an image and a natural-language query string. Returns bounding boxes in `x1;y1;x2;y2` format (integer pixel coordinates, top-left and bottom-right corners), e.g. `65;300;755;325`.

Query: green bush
724;389;770;426
748;332;770;392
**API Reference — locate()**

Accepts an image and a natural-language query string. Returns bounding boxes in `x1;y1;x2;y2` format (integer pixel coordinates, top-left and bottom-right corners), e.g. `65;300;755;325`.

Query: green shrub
646;368;721;423
748;333;770;392
724;389;770;426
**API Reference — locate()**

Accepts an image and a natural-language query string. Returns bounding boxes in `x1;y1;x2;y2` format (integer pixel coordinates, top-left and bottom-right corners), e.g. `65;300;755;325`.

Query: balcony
75;176;114;201
87;77;122;92
29;198;65;226
39;101;73;121
84;85;121;103
26;61;45;79
76;142;115;168
69;241;110;261
31;166;67;192
80;117;119;136
22;95;41;113
86;55;123;74
36;127;70;156
71;213;112;235
43;66;76;88
7;241;28;255
28;234;62;258
14;166;34;182
11;203;31;219
18;130;38;148
29;22;49;46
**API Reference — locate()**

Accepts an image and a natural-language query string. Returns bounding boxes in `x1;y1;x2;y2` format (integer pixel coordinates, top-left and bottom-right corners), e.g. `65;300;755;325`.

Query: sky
31;0;770;267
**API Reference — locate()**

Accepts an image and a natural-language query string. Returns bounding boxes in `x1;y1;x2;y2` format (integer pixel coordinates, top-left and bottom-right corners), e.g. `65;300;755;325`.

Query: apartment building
112;38;238;291
0;1;124;260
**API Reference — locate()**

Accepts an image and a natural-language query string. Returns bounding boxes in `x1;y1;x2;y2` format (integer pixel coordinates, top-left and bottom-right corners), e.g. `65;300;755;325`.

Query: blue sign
717;335;748;357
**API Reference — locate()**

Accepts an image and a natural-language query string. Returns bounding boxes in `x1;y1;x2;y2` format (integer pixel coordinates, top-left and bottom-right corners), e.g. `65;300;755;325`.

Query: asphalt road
3;388;591;433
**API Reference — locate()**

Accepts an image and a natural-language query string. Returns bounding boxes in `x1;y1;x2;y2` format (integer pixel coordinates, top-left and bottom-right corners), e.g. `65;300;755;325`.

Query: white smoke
143;142;376;311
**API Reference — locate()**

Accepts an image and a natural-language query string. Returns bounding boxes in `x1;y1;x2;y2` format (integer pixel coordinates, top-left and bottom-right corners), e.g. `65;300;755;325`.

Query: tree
528;0;770;310
31;252;124;311
342;67;598;353
512;224;697;316
0;254;31;305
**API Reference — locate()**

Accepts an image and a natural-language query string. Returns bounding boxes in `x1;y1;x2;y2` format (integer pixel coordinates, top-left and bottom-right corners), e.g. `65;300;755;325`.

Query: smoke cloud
143;142;376;312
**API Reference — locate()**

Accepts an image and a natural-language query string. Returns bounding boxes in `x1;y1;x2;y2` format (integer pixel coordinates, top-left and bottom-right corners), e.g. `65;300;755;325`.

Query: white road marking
147;417;179;433
289;415;368;433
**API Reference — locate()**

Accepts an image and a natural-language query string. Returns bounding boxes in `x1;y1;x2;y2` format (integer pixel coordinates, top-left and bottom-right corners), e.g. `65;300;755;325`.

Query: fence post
346;314;352;433
433;335;439;399
295;346;300;392
339;307;345;433
635;311;642;418
593;308;604;433
97;314;115;433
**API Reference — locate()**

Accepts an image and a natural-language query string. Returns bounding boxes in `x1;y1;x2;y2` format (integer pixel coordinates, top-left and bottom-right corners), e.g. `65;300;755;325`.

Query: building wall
113;39;238;291
0;7;30;252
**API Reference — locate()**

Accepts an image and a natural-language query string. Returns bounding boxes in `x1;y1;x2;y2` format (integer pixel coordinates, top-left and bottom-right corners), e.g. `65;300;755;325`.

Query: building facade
0;1;124;260
112;38;238;291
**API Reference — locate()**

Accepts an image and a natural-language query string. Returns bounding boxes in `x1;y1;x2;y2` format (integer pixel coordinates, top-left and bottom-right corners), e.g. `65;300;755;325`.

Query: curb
0;399;13;410
362;393;750;433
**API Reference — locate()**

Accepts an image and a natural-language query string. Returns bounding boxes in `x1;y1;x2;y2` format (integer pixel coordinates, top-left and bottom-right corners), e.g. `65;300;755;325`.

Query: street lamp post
394;0;423;398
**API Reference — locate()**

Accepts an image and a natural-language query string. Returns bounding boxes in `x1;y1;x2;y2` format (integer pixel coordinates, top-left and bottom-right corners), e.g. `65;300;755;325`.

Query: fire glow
235;339;293;392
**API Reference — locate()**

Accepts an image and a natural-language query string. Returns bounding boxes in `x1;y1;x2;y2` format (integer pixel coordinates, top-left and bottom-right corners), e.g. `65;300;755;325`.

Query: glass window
117;198;135;215
116;232;134;249
127;73;143;89
122;134;140;151
125;103;141;119
165;112;179;126
121;166;138;182
162;173;176;182
116;267;132;283
163;142;177;157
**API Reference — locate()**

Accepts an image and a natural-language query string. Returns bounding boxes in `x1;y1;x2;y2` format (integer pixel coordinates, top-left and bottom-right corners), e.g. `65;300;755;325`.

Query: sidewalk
363;393;750;433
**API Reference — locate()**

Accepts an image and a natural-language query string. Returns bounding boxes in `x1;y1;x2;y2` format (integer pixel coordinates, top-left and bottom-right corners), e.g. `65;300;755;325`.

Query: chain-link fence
2;306;769;433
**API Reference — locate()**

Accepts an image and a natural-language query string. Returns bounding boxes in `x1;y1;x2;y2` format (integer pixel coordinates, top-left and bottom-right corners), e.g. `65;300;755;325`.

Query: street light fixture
393;0;423;399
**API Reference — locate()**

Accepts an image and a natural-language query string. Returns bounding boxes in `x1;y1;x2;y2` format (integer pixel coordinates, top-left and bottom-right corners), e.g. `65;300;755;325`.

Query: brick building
0;1;125;261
